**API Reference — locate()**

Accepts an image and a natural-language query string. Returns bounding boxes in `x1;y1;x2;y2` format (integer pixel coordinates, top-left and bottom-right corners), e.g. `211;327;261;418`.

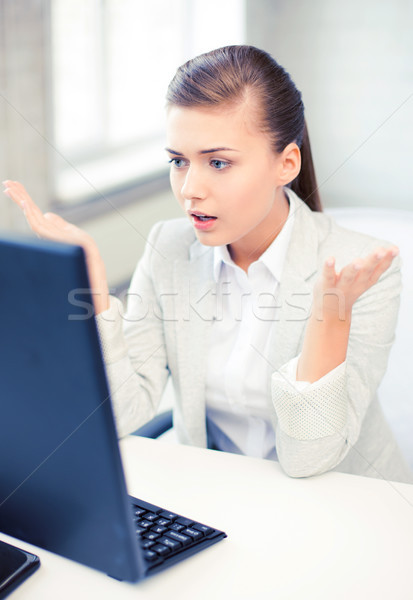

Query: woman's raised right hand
3;180;110;314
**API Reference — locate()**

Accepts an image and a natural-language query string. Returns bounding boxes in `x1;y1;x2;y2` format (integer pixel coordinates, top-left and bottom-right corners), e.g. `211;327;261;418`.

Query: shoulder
321;213;399;273
315;210;380;253
289;191;398;269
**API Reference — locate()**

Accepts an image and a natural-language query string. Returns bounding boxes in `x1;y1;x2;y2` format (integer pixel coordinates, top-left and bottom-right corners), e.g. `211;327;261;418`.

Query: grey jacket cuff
271;360;347;440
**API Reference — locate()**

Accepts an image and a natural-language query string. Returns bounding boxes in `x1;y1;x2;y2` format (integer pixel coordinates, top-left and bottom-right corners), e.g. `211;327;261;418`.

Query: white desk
2;436;413;599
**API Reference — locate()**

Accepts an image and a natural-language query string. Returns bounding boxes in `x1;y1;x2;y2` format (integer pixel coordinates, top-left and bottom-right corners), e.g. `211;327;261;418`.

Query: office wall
0;1;51;230
1;1;412;287
0;1;181;287
246;0;413;210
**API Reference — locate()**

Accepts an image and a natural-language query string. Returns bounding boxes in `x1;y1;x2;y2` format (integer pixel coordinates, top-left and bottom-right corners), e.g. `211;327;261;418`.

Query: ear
276;142;301;186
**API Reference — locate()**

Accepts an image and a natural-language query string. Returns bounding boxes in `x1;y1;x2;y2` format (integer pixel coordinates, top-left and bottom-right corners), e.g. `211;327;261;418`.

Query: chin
194;231;227;247
196;236;223;247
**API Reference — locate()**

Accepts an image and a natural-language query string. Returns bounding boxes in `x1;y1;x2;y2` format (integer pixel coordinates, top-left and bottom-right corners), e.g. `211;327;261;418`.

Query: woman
4;45;412;482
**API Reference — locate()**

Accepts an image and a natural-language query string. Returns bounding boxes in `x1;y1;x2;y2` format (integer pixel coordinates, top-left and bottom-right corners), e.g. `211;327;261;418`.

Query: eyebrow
165;147;240;155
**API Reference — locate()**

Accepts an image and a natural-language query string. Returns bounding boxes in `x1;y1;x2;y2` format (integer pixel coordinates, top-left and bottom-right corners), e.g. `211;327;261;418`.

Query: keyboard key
141;540;155;549
193;524;213;535
182;527;203;540
152;543;171;556
176;517;193;527
151;525;167;535
158;536;181;551
131;498;162;514
135;526;146;535
165;531;192;546
144;512;159;521
159;511;178;521
143;550;158;562
143;532;161;541
134;508;147;517
139;519;153;529
169;522;185;532
156;518;171;527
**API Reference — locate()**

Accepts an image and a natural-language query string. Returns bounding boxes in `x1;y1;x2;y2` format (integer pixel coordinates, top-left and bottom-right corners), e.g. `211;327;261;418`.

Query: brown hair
166;45;322;211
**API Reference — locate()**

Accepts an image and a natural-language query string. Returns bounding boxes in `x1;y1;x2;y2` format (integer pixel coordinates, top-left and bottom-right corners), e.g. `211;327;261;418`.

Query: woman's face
166;102;290;261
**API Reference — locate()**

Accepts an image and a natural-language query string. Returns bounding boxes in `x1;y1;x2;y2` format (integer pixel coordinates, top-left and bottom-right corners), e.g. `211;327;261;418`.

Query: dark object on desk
0;540;40;599
133;410;173;439
0;234;226;583
131;497;225;575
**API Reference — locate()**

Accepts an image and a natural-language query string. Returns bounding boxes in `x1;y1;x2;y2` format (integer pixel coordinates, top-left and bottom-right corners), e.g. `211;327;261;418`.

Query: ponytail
290;121;322;212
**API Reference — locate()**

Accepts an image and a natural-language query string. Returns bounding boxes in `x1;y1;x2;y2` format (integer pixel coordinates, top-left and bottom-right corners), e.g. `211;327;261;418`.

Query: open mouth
193;214;217;222
190;211;217;222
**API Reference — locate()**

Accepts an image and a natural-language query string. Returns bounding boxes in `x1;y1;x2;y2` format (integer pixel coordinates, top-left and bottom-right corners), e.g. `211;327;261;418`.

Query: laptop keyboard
130;496;226;573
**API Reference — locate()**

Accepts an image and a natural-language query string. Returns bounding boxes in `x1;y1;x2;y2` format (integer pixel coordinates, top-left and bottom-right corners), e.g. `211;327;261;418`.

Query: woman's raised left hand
312;246;399;321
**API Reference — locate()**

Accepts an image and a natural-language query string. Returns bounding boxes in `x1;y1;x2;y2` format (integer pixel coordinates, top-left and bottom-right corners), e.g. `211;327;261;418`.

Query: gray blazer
97;190;413;483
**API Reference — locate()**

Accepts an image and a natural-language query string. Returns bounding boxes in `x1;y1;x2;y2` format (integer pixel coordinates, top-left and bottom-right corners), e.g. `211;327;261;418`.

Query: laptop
0;233;226;582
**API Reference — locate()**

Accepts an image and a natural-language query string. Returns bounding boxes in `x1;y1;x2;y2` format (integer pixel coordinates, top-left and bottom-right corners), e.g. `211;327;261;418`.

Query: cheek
170;172;183;201
223;170;271;211
228;181;276;231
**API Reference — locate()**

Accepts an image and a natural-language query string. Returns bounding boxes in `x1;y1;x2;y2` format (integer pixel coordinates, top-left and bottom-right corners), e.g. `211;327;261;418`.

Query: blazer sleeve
271;254;402;477
95;221;170;438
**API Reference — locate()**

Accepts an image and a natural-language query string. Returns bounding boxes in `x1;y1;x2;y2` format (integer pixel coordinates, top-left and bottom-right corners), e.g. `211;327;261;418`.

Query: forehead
166;102;270;151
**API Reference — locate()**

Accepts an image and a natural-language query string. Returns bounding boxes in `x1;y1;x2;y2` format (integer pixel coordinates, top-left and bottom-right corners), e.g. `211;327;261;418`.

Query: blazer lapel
173;241;216;446
268;194;320;370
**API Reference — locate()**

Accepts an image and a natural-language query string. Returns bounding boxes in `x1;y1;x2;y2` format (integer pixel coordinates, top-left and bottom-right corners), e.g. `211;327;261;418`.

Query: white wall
2;1;412;288
0;1;182;288
247;0;413;209
0;1;51;229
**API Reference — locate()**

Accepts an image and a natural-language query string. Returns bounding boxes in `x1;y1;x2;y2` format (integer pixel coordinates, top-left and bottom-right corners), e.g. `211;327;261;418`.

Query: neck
228;189;290;272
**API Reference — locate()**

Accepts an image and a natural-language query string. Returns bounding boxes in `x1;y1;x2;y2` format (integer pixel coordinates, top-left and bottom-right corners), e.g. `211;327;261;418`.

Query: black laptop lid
0;234;144;581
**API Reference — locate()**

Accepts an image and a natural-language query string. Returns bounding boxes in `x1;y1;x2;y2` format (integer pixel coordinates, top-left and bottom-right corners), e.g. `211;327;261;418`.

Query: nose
180;166;207;201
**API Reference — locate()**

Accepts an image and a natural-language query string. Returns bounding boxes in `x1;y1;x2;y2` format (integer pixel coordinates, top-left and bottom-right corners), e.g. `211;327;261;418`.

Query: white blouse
205;204;297;459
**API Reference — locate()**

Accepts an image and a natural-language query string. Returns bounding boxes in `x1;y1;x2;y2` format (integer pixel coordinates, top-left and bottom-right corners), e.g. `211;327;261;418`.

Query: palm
3;180;110;314
3;180;92;249
314;248;399;320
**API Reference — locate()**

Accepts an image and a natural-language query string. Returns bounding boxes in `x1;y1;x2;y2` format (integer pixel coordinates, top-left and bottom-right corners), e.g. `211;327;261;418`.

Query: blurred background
0;0;412;290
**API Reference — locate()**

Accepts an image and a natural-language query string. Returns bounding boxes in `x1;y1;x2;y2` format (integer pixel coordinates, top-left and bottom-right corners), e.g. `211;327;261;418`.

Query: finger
355;247;388;281
3;180;26;202
3;181;42;218
5;181;37;214
370;245;399;262
19;205;49;237
22;199;45;227
3;181;26;207
362;246;397;277
367;247;399;285
338;259;363;284
20;201;62;242
322;256;337;284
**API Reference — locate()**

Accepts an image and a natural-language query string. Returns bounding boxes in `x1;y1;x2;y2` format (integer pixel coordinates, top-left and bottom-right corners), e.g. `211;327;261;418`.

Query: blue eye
168;158;187;168
210;159;229;170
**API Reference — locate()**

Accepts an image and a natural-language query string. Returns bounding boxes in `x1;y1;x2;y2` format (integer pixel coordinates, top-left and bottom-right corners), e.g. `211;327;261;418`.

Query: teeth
194;214;215;221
